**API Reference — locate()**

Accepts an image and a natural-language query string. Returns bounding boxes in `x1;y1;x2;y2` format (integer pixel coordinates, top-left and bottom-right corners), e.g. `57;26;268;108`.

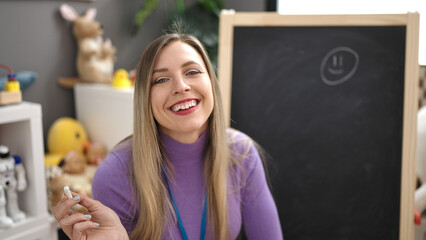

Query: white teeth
171;100;197;112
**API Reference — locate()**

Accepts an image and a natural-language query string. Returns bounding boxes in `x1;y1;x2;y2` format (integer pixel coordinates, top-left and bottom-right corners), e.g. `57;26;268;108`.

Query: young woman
53;32;283;240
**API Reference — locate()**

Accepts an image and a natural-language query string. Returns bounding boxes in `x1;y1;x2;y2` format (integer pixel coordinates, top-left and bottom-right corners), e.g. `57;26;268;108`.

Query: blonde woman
53;32;283;240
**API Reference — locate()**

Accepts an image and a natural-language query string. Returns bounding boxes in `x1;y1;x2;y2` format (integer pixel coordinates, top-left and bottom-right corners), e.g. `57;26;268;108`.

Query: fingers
53;191;103;240
78;194;103;212
59;212;91;229
72;220;100;240
53;193;81;221
53;190;103;223
61;190;100;211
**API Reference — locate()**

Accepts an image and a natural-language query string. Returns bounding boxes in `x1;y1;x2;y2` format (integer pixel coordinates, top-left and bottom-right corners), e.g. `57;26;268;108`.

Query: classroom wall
0;0;265;147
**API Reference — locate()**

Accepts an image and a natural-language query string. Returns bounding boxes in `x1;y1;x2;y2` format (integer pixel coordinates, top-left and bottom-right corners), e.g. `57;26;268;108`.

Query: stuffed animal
58;4;116;88
45;117;89;166
59;150;86;174
0;145;26;228
45;166;89;213
44;117;107;202
86;142;107;165
45;166;69;212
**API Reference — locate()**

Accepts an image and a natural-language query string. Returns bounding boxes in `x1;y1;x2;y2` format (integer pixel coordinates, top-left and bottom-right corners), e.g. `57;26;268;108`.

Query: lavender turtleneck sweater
92;129;283;240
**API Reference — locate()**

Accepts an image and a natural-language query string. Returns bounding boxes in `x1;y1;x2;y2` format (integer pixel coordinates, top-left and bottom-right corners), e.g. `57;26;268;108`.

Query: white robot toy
0;145;27;228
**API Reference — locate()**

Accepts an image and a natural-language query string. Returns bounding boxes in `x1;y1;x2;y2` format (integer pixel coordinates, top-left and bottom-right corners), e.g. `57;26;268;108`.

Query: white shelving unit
0;102;57;240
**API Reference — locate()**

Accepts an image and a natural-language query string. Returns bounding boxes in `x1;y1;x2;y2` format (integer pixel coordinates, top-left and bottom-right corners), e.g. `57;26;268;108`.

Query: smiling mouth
170;99;199;112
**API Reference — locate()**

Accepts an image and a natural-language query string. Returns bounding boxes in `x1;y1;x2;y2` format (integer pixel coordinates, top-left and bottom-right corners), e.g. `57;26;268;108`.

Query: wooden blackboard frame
218;12;419;239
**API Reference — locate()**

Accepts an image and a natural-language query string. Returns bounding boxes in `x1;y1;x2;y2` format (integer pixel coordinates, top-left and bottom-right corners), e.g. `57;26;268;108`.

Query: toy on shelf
58;4;116;88
44;117;89;167
59;150;87;174
0;63;22;106
86;142;107;165
44;117;107;210
0;145;27;228
112;69;132;89
45;165;69;212
0;71;37;92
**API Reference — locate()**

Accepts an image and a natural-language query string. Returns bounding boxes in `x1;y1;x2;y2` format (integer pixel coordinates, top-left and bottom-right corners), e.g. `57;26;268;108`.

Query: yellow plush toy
45;117;89;166
44;117;105;199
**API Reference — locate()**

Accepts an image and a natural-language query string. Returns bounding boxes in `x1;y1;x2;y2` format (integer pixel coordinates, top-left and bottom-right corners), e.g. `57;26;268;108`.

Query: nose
173;77;191;95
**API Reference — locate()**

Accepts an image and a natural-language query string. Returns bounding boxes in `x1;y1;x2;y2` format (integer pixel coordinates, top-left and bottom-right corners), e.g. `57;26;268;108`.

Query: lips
169;99;199;112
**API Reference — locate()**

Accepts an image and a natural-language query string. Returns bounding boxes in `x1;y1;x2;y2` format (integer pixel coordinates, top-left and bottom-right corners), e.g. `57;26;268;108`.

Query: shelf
0;102;57;240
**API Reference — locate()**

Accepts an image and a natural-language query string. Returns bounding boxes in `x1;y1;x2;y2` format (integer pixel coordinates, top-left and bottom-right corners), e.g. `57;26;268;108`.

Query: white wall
278;0;425;65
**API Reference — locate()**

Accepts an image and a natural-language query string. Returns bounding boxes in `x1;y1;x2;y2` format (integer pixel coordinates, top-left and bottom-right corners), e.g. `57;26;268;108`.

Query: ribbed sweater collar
160;130;208;166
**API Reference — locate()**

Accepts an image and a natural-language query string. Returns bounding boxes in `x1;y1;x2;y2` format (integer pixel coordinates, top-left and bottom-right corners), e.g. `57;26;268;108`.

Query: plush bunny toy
59;4;116;87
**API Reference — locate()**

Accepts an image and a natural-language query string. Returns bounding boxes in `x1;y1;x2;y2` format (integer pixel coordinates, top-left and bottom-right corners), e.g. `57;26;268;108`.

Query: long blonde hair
131;33;229;240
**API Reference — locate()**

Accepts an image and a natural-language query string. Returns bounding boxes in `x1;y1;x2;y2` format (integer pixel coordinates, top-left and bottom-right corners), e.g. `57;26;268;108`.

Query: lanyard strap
162;168;207;240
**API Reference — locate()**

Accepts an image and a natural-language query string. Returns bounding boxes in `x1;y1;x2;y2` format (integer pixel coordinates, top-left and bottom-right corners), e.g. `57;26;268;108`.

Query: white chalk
63;185;86;212
64;186;73;199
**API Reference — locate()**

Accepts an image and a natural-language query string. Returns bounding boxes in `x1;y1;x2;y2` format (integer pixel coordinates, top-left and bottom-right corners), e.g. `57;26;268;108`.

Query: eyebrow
152;61;202;74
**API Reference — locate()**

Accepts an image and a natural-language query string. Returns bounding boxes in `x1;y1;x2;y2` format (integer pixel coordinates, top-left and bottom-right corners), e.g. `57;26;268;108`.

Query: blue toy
0;71;37;91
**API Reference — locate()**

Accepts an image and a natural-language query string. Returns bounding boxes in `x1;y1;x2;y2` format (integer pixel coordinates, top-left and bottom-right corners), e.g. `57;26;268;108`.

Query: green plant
132;0;184;35
132;0;224;69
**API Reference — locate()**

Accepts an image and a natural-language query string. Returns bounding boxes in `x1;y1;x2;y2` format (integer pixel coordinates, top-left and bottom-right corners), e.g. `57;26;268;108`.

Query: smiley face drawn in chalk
320;47;359;86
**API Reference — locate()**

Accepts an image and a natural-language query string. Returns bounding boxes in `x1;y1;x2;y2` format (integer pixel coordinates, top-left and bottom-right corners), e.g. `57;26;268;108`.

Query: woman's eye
154;78;168;84
187;70;201;76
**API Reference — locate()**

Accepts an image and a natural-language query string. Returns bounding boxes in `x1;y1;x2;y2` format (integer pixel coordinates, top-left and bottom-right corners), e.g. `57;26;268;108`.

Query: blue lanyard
162;168;207;240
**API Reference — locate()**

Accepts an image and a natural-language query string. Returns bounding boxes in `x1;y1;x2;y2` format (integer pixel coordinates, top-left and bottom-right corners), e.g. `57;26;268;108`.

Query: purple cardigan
92;129;283;240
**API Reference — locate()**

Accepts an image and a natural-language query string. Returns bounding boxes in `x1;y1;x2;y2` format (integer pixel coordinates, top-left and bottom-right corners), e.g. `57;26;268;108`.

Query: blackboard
218;13;419;240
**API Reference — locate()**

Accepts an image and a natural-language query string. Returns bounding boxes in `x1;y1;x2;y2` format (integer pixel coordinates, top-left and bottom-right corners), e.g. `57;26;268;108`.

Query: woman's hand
53;192;128;240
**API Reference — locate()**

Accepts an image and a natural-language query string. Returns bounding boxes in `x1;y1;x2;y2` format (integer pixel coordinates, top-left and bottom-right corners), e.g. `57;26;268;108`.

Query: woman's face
150;41;214;144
